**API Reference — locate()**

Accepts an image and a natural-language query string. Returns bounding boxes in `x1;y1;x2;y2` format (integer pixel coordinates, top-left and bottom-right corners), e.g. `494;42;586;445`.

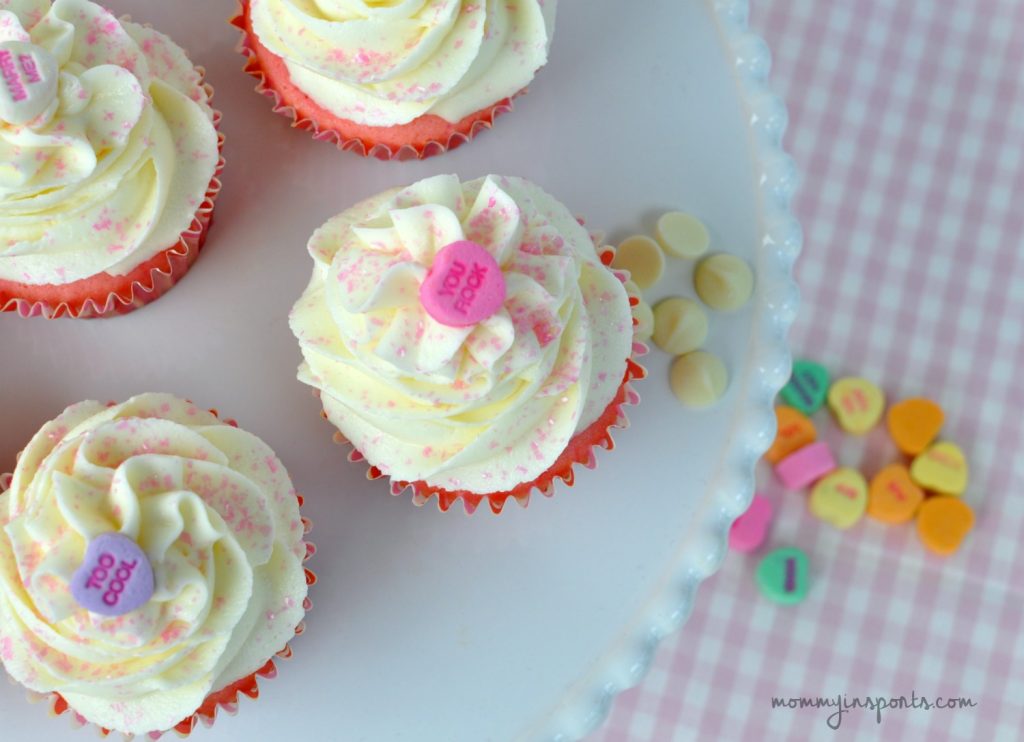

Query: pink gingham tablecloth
595;0;1024;739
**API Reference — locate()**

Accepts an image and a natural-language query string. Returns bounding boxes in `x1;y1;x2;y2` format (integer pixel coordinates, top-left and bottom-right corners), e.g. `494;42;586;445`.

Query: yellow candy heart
810;468;868;529
911;442;968;496
827;377;885;435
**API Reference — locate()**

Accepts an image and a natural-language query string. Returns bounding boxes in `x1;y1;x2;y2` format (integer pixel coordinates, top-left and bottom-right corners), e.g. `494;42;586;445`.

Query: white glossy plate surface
0;1;799;739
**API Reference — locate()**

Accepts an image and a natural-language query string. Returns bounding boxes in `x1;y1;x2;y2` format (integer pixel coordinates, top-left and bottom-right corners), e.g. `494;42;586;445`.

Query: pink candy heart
729;494;773;552
775;441;837;490
70;533;154;616
420;240;506;327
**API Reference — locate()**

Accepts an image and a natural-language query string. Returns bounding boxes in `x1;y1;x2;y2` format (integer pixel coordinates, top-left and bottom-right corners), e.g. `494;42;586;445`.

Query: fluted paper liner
0;74;225;320
231;0;520;161
0;410;315;739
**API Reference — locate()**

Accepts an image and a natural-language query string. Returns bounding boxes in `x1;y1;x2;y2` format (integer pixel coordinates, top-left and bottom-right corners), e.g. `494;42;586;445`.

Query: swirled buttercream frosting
248;0;557;127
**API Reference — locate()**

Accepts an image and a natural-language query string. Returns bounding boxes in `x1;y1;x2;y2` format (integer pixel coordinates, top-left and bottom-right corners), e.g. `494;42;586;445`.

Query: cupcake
233;0;557;160
0;394;313;736
290;174;645;513
0;0;224;319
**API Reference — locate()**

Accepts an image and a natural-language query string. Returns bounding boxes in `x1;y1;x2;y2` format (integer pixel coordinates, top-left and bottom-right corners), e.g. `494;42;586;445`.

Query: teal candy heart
780;360;829;414
756;547;809;605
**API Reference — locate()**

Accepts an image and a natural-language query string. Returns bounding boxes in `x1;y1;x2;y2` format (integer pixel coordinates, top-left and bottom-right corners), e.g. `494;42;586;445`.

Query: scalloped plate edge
538;1;802;739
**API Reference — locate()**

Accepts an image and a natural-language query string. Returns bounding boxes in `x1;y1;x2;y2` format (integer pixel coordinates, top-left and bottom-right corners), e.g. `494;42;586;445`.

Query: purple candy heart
70;533;154;616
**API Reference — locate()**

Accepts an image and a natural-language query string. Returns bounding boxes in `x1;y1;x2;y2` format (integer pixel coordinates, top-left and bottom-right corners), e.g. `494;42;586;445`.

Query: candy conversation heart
420;240;506;327
756;547;809;605
888;398;944;455
916;497;974;556
766;406;817;465
868;464;925;524
775;441;836;490
780;360;829;415
69;533;155;617
828;377;885;434
729;494;773;552
810;468;868;530
0;41;58;125
911;442;968;496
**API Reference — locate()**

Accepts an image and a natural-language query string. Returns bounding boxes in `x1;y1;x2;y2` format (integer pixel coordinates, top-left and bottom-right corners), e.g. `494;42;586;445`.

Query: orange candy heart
887;398;944;455
766;407;817;465
868;464;925;524
916;496;974;556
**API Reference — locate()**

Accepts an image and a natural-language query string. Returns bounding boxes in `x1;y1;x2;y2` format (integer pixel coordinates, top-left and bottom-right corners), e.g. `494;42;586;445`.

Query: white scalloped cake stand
0;0;799;740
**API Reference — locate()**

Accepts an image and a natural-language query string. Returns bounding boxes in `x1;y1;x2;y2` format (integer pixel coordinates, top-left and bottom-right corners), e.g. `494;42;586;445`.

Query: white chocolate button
670;351;728;408
0;41;58;125
653;297;708;355
655;211;710;259
612;235;665;290
694;254;754;311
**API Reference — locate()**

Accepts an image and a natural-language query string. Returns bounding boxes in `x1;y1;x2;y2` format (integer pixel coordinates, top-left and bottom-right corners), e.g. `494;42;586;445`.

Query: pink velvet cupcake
233;0;557;160
290;174;645;514
0;0;223;318
0;394;314;737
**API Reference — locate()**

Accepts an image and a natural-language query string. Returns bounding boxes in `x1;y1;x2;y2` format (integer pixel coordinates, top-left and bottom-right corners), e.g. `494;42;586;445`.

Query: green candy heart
780;360;829;414
756;547;809;604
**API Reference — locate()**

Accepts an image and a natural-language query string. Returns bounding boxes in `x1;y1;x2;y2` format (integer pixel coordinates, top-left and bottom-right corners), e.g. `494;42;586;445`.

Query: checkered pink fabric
594;0;1024;740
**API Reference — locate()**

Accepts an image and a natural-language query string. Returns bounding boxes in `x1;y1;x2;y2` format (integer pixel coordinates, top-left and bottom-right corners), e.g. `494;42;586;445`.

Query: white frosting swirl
0;0;219;286
290;174;633;494
0;394;308;734
249;0;557;127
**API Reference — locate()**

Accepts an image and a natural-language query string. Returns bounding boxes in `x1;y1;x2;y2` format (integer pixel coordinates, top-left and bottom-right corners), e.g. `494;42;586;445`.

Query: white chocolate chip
671;351;729;408
653;297;708;355
694;253;754;311
655;211;710;259
612;235;665;290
